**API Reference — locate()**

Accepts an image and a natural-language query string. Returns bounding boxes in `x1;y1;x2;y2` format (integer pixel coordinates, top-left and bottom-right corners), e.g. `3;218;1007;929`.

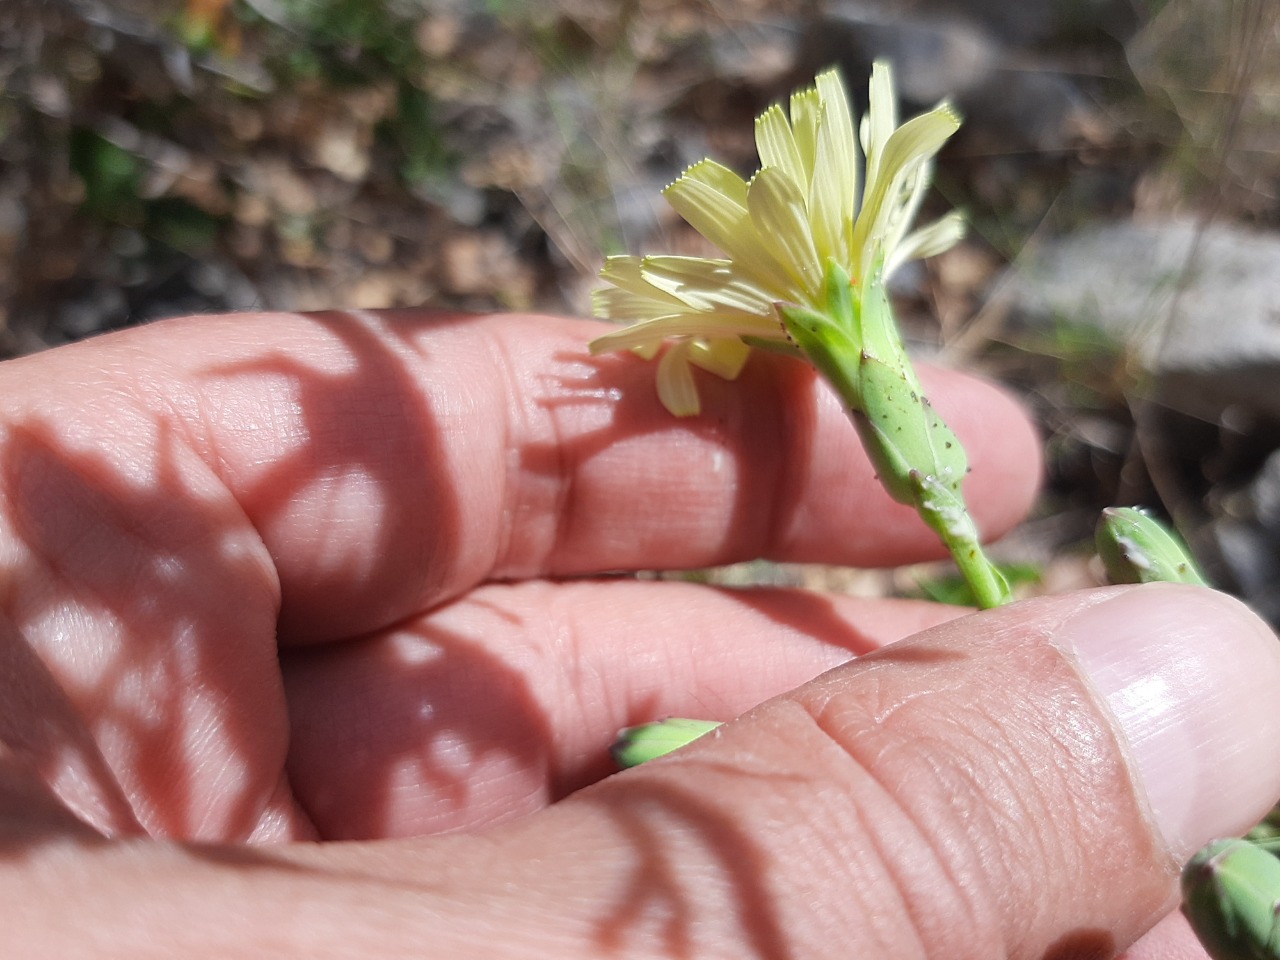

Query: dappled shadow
282;611;553;838
1;414;283;841
0;593;142;844
197;309;473;642
178;837;457;896
850;638;969;667
729;585;904;658
585;772;798;960
584;754;1113;960
522;344;819;575
544;583;920;799
0;308;485;846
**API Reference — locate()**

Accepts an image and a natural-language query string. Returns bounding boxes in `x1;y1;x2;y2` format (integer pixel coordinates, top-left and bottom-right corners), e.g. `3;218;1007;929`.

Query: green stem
918;496;1011;609
778;259;1012;611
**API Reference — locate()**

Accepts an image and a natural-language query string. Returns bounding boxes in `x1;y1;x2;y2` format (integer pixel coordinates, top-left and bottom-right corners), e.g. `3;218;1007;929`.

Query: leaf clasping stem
777;258;1012;609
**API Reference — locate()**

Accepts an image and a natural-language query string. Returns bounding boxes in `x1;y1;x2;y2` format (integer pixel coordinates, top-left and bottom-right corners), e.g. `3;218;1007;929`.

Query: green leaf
912;563;1041;606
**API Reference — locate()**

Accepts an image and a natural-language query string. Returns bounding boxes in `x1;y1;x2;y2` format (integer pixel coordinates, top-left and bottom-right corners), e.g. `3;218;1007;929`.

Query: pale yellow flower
590;62;964;416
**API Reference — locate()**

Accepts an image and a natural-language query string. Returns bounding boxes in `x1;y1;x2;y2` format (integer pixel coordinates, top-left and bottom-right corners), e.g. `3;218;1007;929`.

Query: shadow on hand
518;344;819;575
282;609;554;839
585;770;800;960
0;309;472;842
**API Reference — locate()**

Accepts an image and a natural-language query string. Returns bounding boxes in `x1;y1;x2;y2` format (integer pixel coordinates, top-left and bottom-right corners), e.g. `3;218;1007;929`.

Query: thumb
435;583;1280;958
11;584;1277;959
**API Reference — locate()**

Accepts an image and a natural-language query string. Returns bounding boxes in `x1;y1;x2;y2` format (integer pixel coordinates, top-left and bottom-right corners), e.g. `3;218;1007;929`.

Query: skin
0;308;1220;956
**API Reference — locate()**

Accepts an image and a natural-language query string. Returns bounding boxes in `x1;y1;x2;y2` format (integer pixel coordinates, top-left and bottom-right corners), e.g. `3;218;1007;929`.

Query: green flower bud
1182;838;1280;960
610;718;722;769
1096;507;1207;586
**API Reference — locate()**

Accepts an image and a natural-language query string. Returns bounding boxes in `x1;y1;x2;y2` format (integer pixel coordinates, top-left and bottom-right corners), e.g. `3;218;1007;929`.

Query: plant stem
918;497;1011;608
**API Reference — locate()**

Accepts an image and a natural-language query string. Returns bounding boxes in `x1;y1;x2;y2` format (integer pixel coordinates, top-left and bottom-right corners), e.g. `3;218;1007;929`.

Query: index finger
0;309;1039;642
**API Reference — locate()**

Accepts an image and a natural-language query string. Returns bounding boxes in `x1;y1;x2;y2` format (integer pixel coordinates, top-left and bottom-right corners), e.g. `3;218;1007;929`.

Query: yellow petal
656;340;701;416
788;87;821;182
755;103;805;190
863;60;897;181
852;103;960;268
602;253;776;317
880;157;932;259
887;210;966;274
593;286;695;322
631;341;661;360
662;164;751;256
811;71;858;265
639;256;775;315
588;313;779;355
679;158;750;206
688;336;752;380
588;315;683;355
599;256;687;307
662;160;752;254
884;106;960;187
665;164;800;300
747;167;822;294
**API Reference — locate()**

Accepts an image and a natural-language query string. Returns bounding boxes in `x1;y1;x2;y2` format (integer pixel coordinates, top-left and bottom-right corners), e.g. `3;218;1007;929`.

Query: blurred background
2;0;1279;619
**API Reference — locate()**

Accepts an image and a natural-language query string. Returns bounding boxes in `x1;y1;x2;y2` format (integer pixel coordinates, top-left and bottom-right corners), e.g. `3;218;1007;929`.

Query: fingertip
1058;583;1280;862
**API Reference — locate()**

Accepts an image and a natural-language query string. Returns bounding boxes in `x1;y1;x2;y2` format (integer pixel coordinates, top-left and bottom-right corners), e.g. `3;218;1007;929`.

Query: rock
1210;448;1280;625
843;0;1139;46
706;18;799;89
1001;218;1280;423
798;3;999;105
1211;518;1280;626
962;69;1092;154
309;118;372;183
796;2;1095;152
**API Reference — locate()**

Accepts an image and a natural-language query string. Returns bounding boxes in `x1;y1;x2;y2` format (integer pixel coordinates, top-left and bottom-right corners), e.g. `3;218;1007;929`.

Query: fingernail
1061;584;1280;861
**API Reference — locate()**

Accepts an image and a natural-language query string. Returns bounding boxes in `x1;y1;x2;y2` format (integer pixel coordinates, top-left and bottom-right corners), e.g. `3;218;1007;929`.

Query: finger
281;578;959;838
0;610;141;840
0;309;1032;839
0;417;292;839
322;584;1280;958
0;310;1039;646
9;584;1277;959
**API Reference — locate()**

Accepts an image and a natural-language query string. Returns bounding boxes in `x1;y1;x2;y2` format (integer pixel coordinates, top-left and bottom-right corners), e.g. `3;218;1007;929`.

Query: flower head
590;61;964;416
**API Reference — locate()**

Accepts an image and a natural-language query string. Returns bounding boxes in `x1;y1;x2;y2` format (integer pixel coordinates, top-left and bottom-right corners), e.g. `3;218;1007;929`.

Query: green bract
1096;507;1207;587
777;258;1010;608
1183;839;1280;960
611;718;722;769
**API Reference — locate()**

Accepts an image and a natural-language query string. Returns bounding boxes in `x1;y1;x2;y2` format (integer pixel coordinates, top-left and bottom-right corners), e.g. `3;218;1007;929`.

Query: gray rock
798;3;999;106
1210;518;1280;624
707;18;799;89
796;3;1094;152
1001;219;1280;422
1211;448;1280;625
867;0;1139;45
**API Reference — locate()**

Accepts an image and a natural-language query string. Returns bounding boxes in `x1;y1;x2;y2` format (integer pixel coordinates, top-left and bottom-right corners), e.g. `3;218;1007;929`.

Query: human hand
0;309;1276;958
